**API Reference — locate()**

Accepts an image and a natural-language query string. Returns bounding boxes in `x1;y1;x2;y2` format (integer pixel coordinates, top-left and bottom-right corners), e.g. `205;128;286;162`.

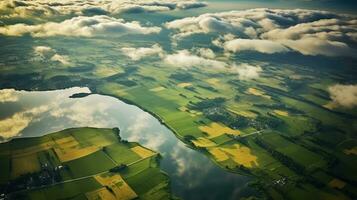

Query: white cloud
111;4;170;14
166;8;357;57
121;44;164;61
328;84;357;108
196;48;216;59
124;112;168;150
127;113;151;135
0;15;161;37
0;0;207;21
0;87;117;141
260;18;356;41
224;39;289;54
0;89;18;103
176;2;206;9
106;1;206;14
15;89;109;130
212;33;235;47
34;46;54;57
0;0;59;21
280;38;356;57
33;45;71;65
169;144;211;182
50;54;71;65
0;105;50;139
49;100;113;127
164;50;227;69
232;64;262;80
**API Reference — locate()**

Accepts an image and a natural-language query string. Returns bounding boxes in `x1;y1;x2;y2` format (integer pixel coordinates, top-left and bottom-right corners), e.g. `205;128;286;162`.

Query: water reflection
0;87;251;199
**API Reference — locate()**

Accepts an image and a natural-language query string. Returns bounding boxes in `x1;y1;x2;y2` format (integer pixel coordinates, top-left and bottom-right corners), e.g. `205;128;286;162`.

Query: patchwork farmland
0;128;172;200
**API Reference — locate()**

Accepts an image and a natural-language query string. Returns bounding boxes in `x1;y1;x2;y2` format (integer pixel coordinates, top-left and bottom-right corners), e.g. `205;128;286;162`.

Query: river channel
0;87;252;200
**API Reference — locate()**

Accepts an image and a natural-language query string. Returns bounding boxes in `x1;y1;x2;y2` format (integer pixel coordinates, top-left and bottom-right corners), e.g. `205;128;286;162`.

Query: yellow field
94;173;137;200
54;146;99;162
141;182;168;199
179;106;202;116
11;153;40;178
289;75;302;80
12;141;54;157
131;146;155;159
94;67;123;78
190;110;202;116
55;136;76;144
329;178;346;189
208;147;229;162
99;83;128;97
10;134;115;177
273;110;289;116
12;135;107;165
205;78;220;85
86;135;114;147
221;144;258;168
323;102;335;110
247;88;271;99
192;137;216;147
86;187;116;200
179;106;187;112
177;82;192;88
150;86;166;92
344;146;357;156
199;122;240;138
228;108;257;118
53;134;114;162
54;136;79;149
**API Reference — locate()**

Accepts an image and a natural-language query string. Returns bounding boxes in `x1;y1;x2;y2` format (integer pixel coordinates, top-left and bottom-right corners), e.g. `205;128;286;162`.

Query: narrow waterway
0;87;252;200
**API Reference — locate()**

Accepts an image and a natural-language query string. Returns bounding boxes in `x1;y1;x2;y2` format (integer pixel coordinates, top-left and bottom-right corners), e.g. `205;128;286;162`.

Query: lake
0;87;253;200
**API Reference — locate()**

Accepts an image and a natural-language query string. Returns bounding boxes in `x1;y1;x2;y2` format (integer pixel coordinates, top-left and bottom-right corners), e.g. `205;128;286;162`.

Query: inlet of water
0;87;252;199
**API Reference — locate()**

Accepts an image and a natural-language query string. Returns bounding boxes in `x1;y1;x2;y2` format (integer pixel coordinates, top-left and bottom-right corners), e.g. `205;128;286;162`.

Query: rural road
9;152;158;194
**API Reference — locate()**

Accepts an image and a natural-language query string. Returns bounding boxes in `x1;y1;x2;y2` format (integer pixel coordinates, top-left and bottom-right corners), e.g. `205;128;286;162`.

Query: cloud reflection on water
0;87;250;199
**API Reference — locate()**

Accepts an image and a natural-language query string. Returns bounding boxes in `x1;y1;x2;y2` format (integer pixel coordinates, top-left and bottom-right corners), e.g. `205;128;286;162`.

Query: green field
1;42;356;199
0;3;356;199
0;128;173;200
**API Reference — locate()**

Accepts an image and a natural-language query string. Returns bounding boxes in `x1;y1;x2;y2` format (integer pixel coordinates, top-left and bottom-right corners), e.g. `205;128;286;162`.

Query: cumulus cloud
0;0;207;21
0;89;51;139
166;8;357;57
127;113;151;136
196;48;216;59
50;54;71;65
99;0;207;14
0;89;19;103
121;44;164;61
0;15;161;37
175;1;206;10
33;45;71;65
164;50;227;69
0;0;59;21
0;105;50;139
0;87;103;140
111;4;170;14
224;39;289;54
34;45;54;56
232;64;262;80
328;84;357;108
280;38;356;57
163;48;262;78
49;100;114;127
